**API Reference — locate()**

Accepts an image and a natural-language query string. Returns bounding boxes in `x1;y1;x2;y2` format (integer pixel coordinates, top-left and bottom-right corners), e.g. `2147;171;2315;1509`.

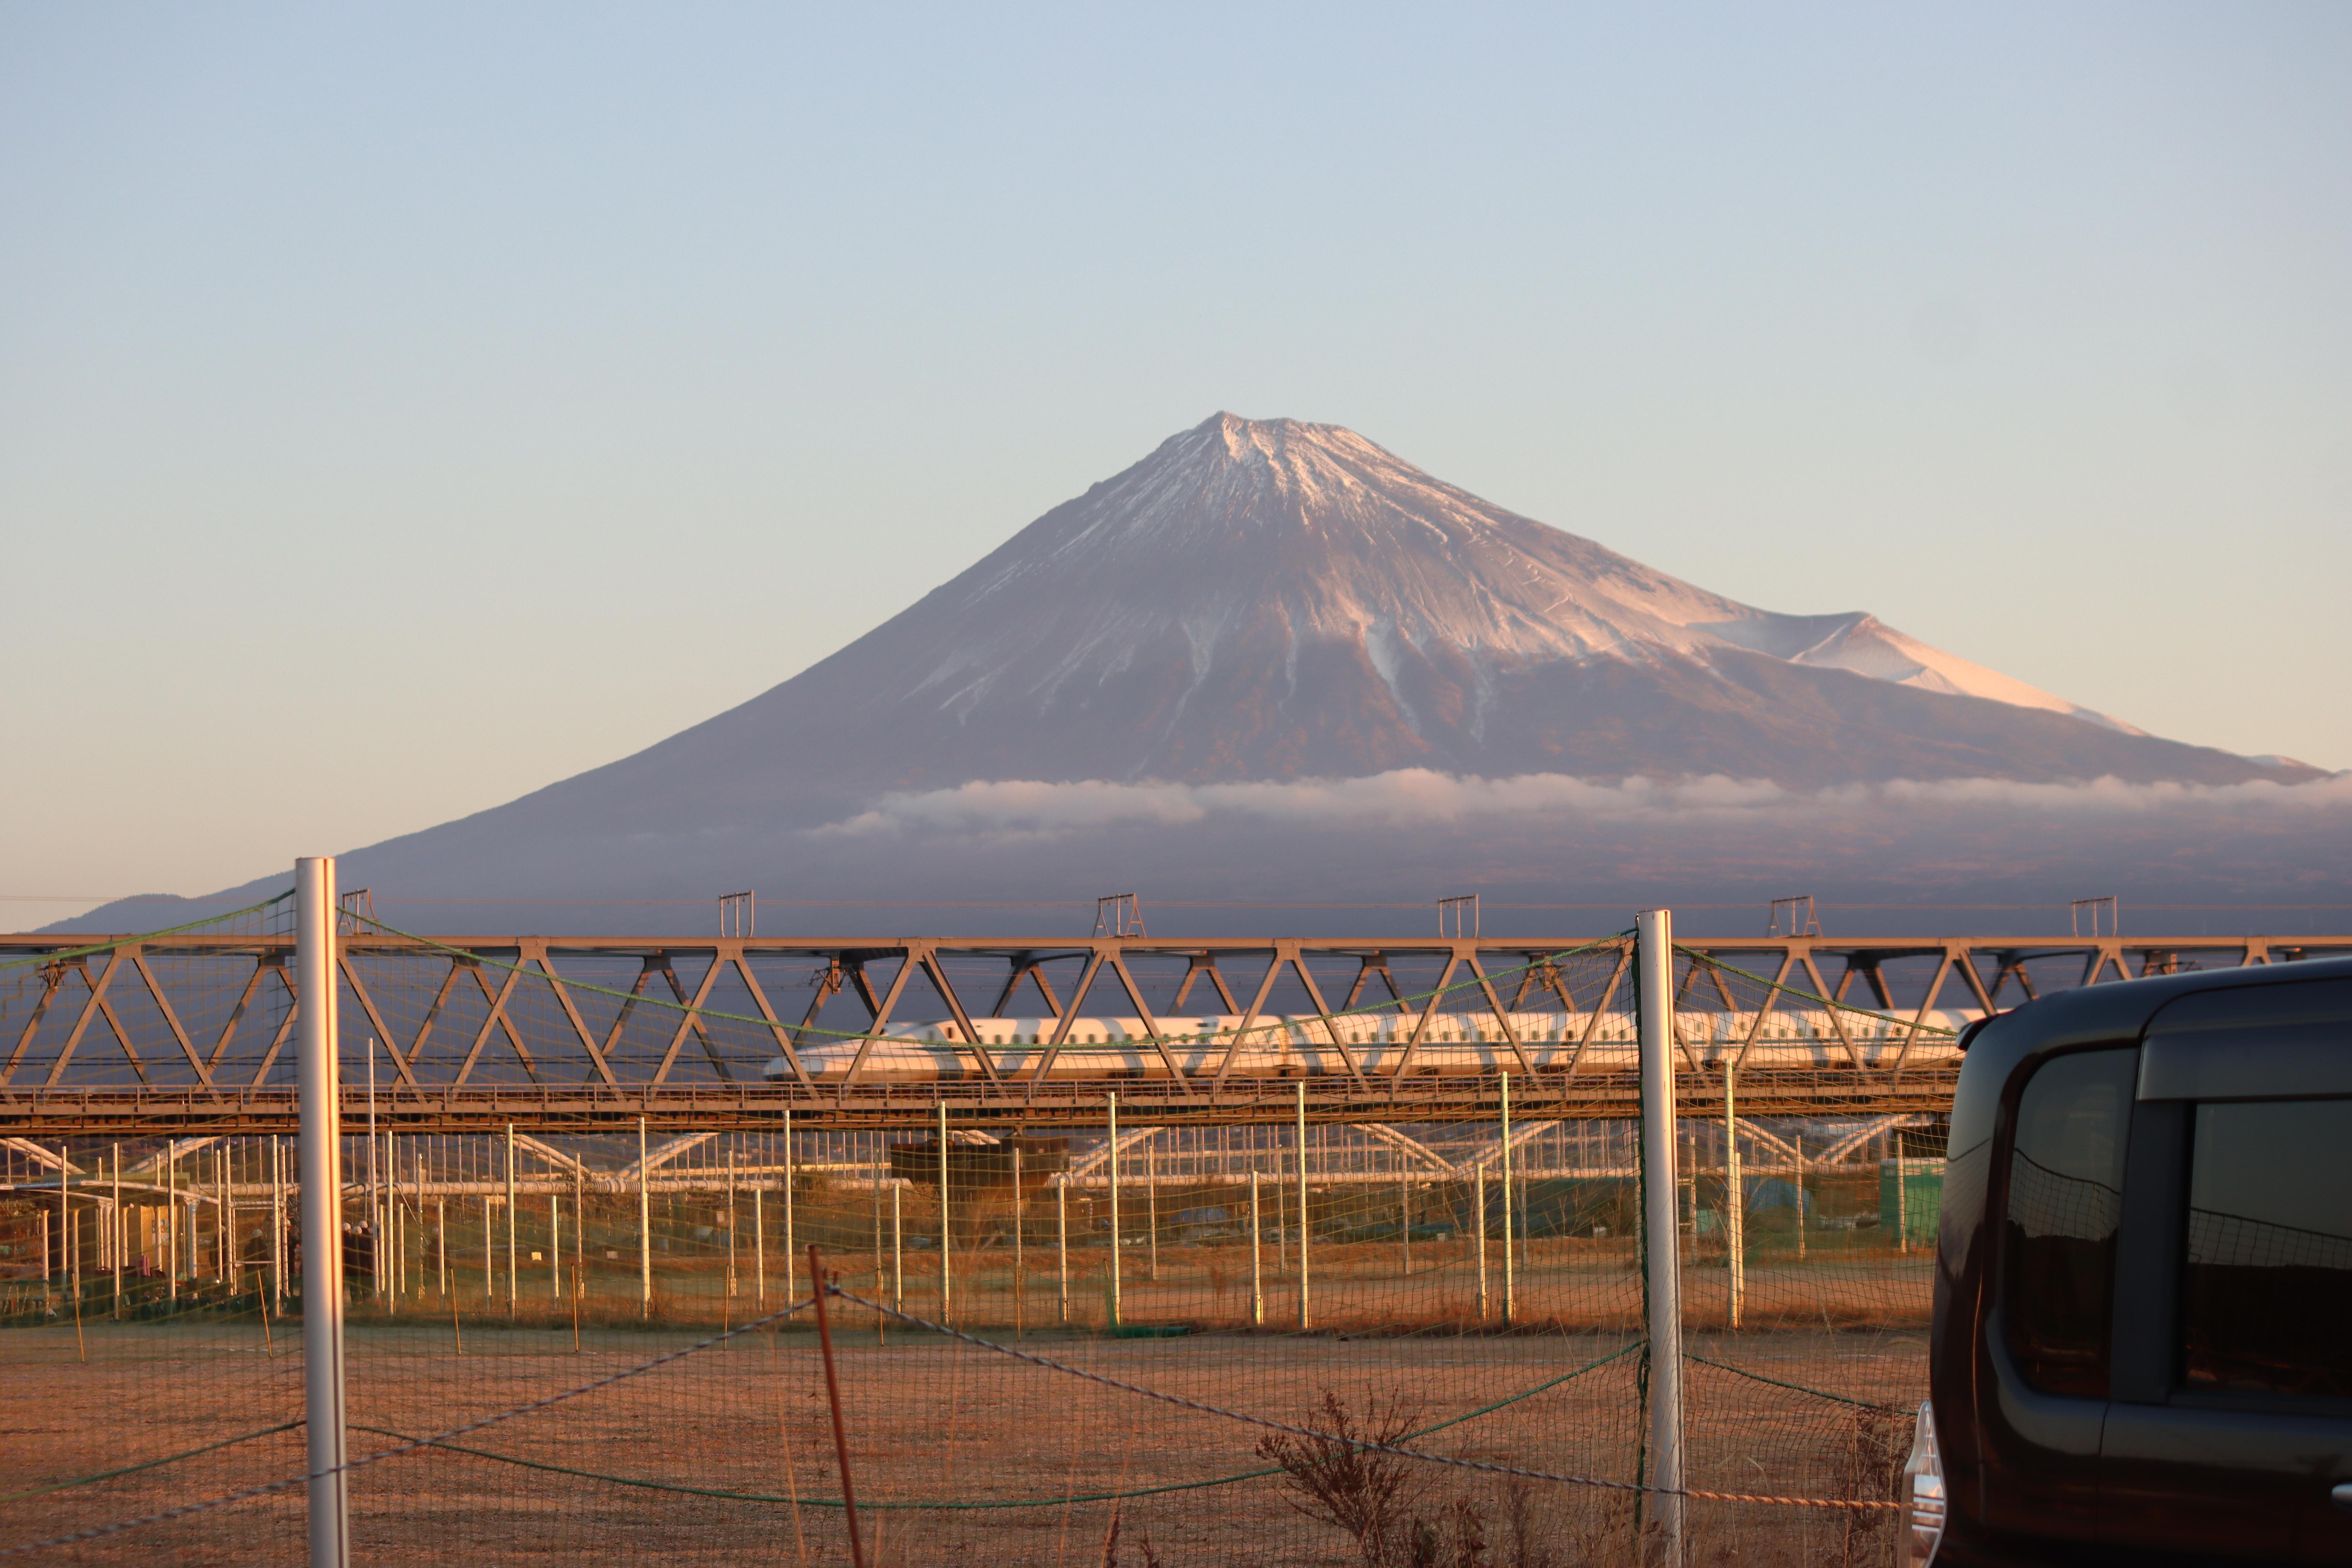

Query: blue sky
4;3;2348;910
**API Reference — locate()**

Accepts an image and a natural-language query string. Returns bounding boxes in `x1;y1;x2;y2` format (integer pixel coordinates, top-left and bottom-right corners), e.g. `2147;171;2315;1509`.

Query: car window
2181;1098;2352;1401
2002;1048;2135;1397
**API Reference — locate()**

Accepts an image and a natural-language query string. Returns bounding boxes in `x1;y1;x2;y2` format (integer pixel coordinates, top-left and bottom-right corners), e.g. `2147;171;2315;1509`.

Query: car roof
1972;952;2352;1058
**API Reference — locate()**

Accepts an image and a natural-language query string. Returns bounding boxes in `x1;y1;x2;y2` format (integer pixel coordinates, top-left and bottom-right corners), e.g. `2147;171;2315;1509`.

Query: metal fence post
1106;1092;1121;1329
1500;1072;1514;1327
297;857;350;1568
780;1105;793;1303
1725;1062;1742;1330
637;1116;652;1316
937;1101;952;1325
504;1122;517;1314
1295;1081;1310;1331
1249;1168;1263;1326
1637;908;1684;1564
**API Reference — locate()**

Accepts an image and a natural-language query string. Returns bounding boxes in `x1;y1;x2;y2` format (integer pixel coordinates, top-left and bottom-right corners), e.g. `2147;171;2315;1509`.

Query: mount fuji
474;410;2293;806
64;414;2341;934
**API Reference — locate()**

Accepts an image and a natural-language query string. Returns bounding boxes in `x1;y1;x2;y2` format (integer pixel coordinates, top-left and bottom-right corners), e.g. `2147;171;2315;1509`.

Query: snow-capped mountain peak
907;412;2130;738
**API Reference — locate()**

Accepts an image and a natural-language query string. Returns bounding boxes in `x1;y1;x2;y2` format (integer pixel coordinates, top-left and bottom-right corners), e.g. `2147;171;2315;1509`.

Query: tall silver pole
1637;908;1684;1564
297;857;350;1568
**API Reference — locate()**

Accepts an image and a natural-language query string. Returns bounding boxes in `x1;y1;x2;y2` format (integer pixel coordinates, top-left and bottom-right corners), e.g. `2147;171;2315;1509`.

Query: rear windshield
2002;1048;2135;1397
2182;1098;2352;1401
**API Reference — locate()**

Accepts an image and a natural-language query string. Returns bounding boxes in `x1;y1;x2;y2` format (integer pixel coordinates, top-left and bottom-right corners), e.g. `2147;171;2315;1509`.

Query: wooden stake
808;1245;867;1568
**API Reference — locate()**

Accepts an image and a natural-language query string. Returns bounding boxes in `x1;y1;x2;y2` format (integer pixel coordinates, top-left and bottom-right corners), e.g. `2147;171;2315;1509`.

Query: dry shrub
1829;1404;1907;1568
1255;1387;1429;1562
1252;1388;1635;1568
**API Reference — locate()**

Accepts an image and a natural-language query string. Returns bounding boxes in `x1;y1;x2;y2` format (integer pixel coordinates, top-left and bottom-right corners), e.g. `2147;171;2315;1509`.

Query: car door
2100;981;2352;1563
1975;1046;2139;1546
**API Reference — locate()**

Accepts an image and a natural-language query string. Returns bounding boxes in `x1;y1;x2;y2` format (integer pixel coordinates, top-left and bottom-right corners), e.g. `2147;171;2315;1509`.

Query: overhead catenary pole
1637;908;1685;1565
111;1144;122;1318
1056;1178;1069;1326
297;857;351;1568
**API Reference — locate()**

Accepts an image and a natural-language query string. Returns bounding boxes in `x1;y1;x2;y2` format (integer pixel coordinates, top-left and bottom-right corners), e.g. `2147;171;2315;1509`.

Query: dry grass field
1;1239;1927;1565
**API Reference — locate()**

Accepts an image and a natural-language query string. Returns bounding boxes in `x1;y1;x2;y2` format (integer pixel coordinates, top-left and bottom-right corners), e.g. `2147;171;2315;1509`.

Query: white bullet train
762;1008;1980;1083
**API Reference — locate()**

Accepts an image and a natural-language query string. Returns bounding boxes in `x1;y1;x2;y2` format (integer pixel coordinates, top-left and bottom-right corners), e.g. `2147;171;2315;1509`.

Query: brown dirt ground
2;1241;1927;1566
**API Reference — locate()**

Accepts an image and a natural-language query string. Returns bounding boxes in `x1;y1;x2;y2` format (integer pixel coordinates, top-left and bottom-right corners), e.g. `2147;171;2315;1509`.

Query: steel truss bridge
3;929;2344;1137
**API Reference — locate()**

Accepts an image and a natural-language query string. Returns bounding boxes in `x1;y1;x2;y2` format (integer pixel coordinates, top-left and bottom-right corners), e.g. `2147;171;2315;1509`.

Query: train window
2180;1098;2352;1401
2002;1048;2135;1397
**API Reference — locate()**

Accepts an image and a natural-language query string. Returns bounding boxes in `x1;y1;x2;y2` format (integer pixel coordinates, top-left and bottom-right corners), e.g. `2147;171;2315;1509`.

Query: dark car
1910;957;2352;1564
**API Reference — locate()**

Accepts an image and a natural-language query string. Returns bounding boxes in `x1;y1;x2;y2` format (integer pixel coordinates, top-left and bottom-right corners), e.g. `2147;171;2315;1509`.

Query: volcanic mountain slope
490;411;2298;832
60;413;2332;932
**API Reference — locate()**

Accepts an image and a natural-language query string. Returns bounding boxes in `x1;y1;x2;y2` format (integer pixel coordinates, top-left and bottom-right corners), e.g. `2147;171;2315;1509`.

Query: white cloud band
818;767;2352;842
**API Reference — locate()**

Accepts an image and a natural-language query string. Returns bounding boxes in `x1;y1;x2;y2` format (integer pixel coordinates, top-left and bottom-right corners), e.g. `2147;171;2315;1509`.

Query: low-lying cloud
819;767;2352;842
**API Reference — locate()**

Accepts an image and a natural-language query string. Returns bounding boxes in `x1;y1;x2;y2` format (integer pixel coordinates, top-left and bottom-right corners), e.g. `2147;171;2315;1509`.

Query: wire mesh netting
1;922;1958;1564
1;894;310;1561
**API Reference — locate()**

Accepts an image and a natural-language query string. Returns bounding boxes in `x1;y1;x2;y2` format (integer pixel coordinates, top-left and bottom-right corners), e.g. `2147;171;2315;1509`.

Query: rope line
1682;1354;1911;1413
0;1296;817;1559
0;889;295;976
826;1289;1900;1512
0;1419;304;1504
347;1338;1647;1512
1677;949;1959;1037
